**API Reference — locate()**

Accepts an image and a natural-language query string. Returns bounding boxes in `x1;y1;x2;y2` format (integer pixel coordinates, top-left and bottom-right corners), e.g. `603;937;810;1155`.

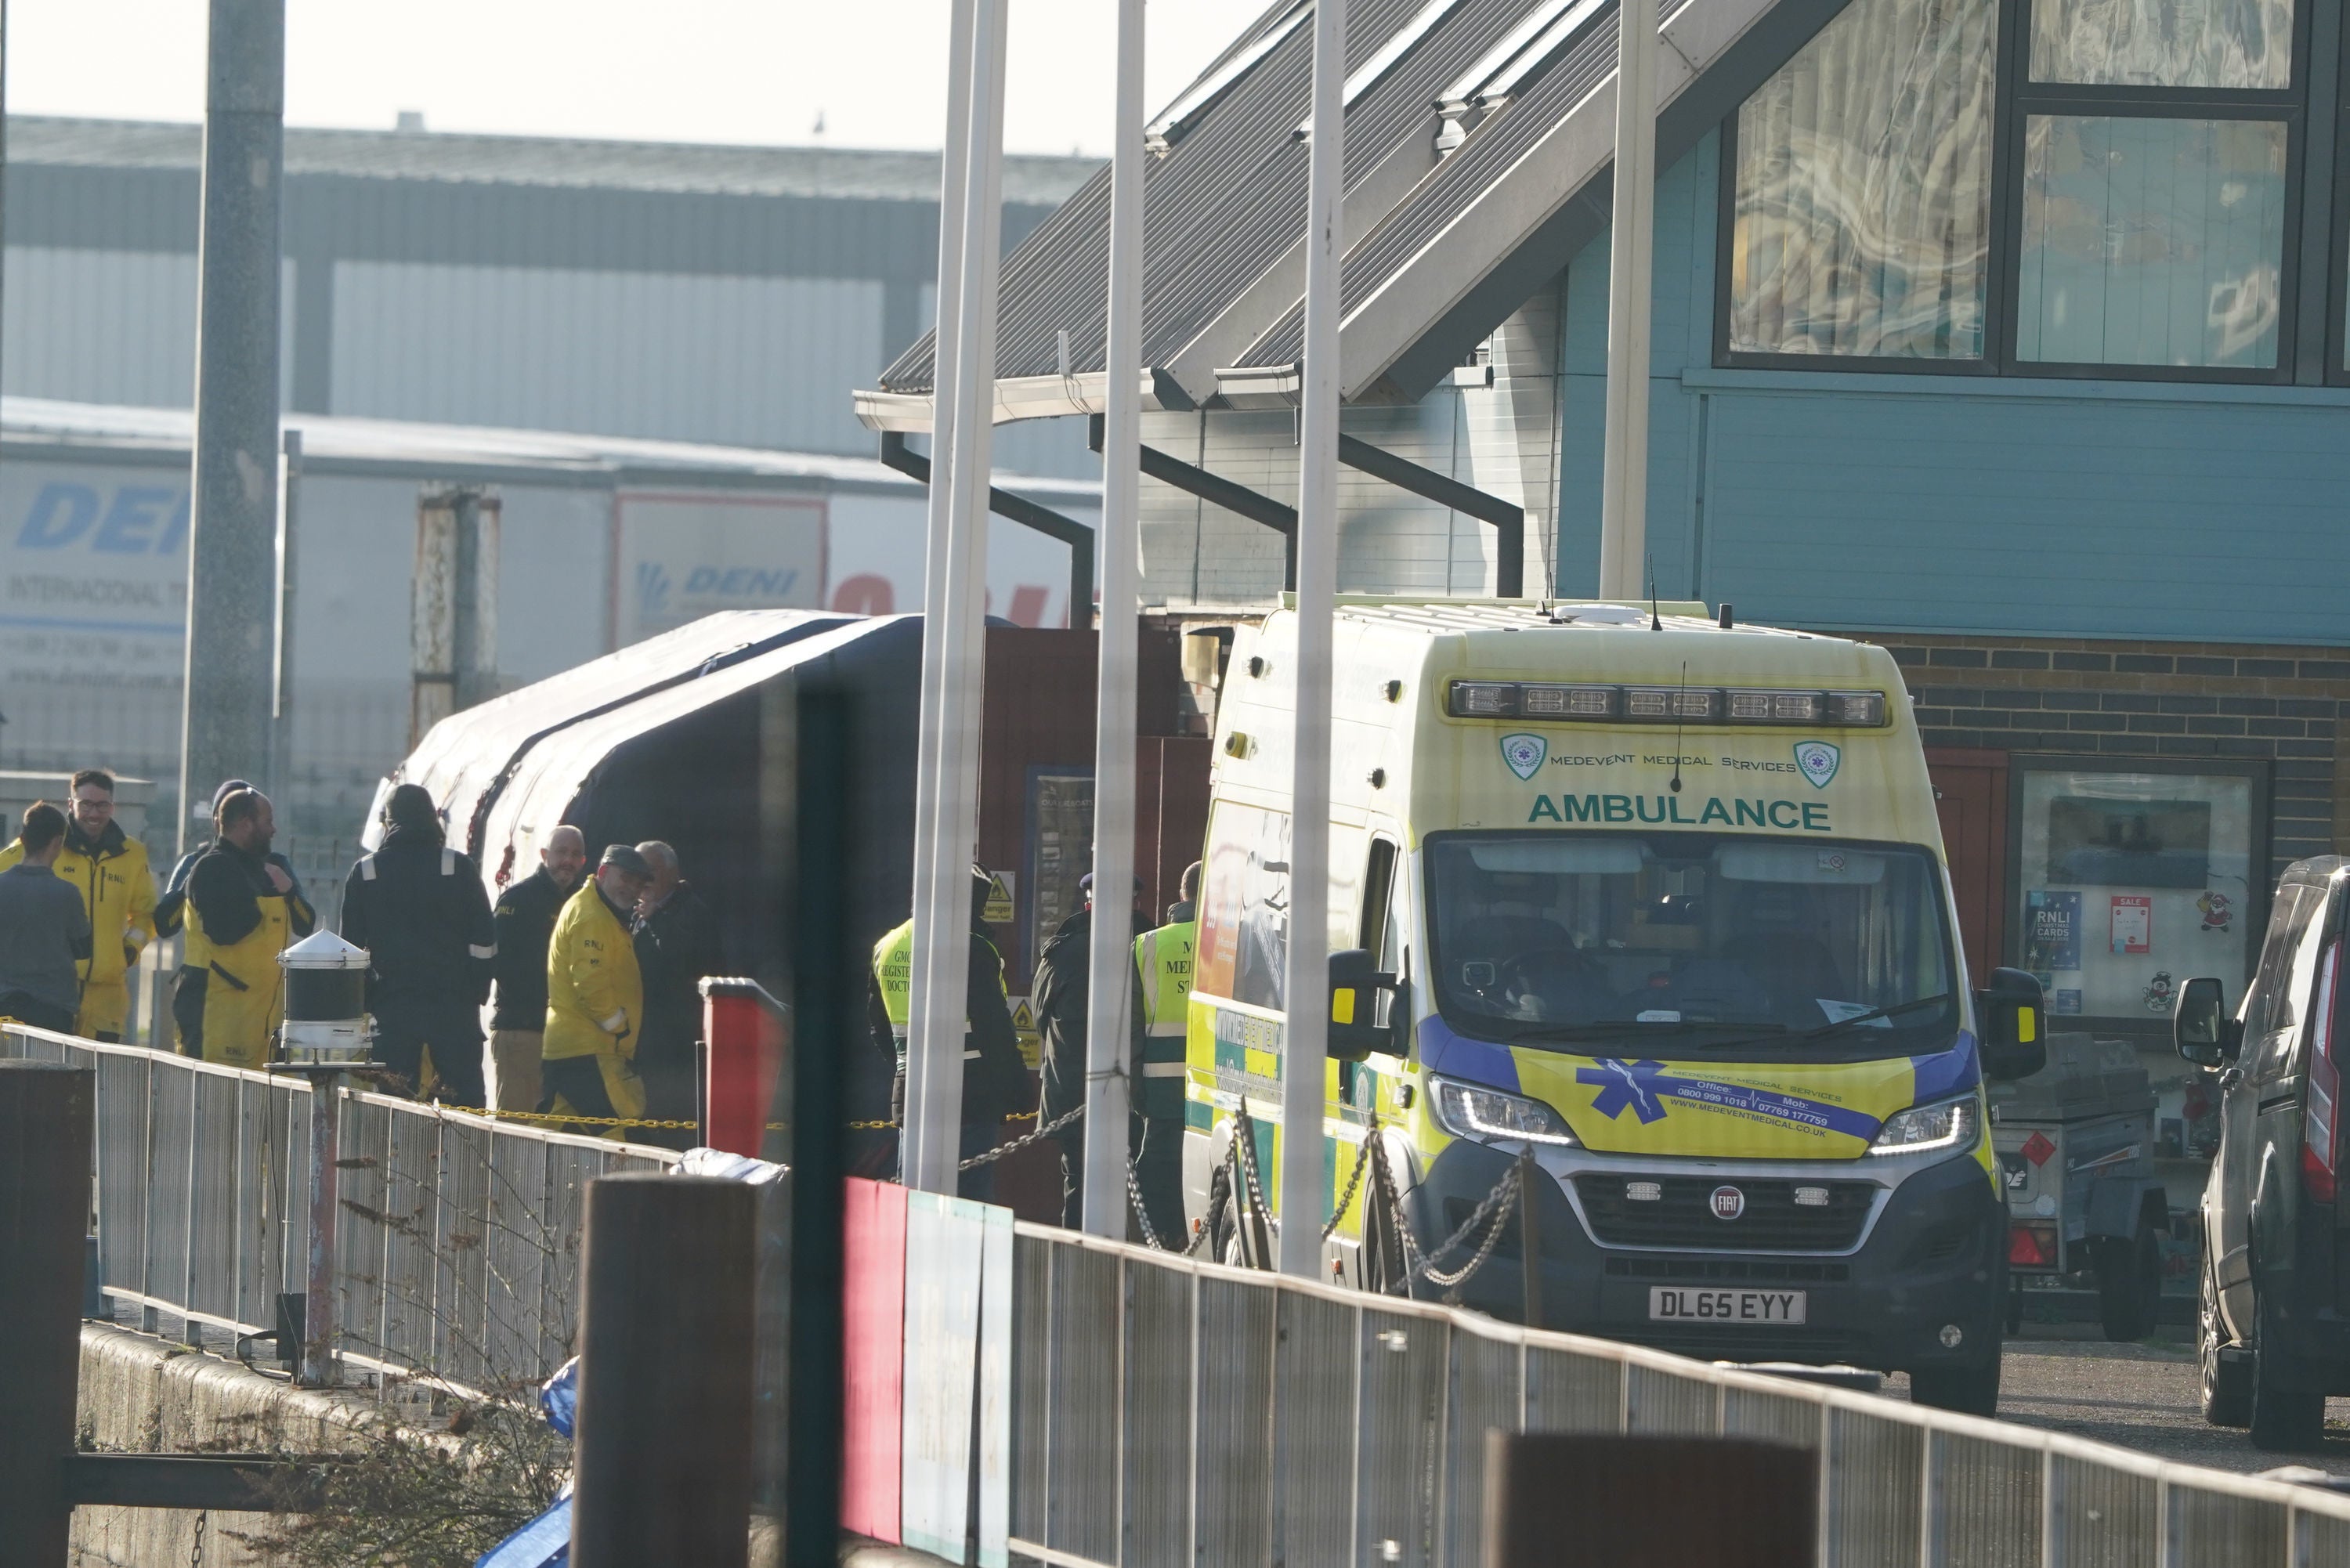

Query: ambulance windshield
1425;832;1958;1058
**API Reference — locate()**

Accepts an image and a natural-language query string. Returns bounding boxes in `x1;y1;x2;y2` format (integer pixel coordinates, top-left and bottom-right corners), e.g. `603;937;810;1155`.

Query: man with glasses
0;768;155;1041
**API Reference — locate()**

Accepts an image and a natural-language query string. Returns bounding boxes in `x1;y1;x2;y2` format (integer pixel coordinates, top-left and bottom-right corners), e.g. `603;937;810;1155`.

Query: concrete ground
1884;1322;2350;1477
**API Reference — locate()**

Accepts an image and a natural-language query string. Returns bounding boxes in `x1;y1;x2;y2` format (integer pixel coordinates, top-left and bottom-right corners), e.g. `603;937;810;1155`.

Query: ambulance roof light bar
1448;681;1889;726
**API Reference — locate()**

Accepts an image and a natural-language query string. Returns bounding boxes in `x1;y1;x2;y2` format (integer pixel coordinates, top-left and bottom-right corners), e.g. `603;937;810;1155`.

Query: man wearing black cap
339;783;498;1108
154;777;313;1056
540;844;653;1135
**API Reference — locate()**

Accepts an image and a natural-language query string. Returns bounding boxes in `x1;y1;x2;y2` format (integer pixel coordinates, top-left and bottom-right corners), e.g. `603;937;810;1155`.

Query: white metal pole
903;0;978;1191
1279;0;1345;1280
1596;0;1657;600
909;0;1010;1195
1079;0;1145;1239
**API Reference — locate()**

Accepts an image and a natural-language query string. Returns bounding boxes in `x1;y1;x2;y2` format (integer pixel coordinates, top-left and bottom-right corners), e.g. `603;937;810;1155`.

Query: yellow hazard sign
1008;995;1041;1071
982;869;1016;925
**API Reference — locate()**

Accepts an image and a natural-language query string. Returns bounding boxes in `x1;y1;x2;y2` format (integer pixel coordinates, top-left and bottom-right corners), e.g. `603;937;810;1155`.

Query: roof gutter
853;367;1192;432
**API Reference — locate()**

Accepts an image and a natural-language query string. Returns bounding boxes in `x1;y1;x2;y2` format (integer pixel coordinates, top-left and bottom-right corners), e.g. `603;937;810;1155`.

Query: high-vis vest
1132;919;1194;1119
196;892;290;1070
872;919;998;1067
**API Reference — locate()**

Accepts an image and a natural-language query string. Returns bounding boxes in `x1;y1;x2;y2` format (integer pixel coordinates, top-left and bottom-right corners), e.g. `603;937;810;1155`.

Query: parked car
2175;856;2349;1451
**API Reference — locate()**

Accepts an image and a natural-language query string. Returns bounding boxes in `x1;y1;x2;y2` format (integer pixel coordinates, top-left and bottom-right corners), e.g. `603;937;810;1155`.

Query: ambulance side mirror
1328;948;1394;1064
2173;977;2236;1068
1976;967;2047;1082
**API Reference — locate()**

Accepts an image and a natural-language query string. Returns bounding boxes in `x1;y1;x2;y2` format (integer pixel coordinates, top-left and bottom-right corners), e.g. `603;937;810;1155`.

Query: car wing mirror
1976;966;2047;1082
1328;948;1396;1064
2173;977;2235;1068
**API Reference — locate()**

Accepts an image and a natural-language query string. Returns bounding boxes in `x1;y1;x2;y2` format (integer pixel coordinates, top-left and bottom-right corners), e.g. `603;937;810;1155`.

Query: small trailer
1988;1032;2167;1342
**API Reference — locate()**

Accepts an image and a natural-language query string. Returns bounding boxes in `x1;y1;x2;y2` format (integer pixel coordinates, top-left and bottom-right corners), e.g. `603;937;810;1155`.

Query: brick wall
1862;632;2350;876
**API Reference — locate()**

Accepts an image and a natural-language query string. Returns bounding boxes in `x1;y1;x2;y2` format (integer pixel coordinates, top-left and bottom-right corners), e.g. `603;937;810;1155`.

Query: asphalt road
1883;1323;2350;1477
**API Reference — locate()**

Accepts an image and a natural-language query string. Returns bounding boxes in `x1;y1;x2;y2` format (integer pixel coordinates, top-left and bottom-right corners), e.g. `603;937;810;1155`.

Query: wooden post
0;1062;95;1568
1484;1433;1813;1568
570;1173;757;1568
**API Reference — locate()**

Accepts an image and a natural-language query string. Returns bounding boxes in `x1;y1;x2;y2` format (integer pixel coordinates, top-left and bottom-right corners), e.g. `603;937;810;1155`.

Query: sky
9;1;1274;156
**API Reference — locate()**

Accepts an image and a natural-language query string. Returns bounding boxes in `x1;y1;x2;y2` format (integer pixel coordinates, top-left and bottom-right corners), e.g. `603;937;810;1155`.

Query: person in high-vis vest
538;844;652;1136
183;789;315;1069
0;768;156;1041
1128;859;1199;1244
865;864;1027;1201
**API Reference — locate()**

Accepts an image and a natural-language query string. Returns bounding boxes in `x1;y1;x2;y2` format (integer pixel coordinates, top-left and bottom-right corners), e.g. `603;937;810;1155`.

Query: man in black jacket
339;783;497;1108
631;840;720;1143
1031;873;1145;1230
486;825;587;1113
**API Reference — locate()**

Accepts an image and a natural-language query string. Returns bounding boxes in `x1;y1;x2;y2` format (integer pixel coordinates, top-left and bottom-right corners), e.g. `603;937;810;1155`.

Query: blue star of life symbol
1578;1057;1670;1124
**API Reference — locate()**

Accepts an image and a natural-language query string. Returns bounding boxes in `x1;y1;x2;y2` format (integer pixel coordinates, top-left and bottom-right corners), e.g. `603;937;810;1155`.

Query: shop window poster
2026;890;2083;973
2110;895;2153;955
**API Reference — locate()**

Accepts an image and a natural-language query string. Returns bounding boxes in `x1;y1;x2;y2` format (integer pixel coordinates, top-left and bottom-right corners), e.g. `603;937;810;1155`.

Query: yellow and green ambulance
1184;599;2044;1414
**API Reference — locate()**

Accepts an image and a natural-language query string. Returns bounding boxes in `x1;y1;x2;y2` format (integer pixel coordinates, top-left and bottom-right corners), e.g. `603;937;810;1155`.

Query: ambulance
1184;599;2045;1413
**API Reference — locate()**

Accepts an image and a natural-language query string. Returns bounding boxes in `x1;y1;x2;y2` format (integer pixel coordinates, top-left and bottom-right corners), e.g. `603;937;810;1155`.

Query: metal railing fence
1006;1222;2350;1568
4;1025;677;1394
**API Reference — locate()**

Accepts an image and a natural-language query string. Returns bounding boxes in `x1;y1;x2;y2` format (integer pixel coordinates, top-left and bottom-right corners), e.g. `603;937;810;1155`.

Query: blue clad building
860;0;2350;1160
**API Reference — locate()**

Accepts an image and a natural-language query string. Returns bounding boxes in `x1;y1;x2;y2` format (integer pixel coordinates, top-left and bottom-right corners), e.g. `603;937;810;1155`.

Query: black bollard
0;1063;96;1568
1484;1433;1814;1567
570;1173;757;1568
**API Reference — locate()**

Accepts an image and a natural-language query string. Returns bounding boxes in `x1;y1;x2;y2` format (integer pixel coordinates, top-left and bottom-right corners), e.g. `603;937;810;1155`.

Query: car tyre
1909;1346;2002;1418
2248;1285;2326;1452
2200;1254;2251;1428
2096;1223;2162;1342
1205;1164;1237;1266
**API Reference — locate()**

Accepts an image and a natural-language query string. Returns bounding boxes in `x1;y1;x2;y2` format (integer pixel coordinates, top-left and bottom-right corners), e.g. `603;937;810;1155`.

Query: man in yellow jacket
538;843;653;1136
0;768;157;1040
184;789;314;1068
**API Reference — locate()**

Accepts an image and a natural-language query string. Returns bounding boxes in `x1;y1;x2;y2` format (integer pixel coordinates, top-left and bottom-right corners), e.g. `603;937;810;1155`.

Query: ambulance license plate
1647;1287;1807;1324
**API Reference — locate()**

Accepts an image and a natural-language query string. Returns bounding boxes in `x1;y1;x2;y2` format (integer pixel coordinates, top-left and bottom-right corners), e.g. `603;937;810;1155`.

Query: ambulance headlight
1448;681;1519;717
1867;1097;1978;1156
1429;1077;1580;1147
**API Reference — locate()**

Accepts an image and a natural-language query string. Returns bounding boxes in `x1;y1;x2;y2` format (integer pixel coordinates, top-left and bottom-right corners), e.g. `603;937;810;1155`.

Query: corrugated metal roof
878;0;1553;396
1239;0;1640;367
870;0;1802;411
5;115;1101;206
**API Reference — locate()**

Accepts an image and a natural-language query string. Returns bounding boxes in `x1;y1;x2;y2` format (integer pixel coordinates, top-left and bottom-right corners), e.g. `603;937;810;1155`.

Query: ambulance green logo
1500;732;1548;781
1793;740;1841;789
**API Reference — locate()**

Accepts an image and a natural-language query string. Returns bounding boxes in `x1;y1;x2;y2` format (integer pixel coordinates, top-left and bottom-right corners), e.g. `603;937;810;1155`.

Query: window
1725;0;1998;359
2008;757;2268;1024
1723;0;2311;379
1422;831;1958;1056
2016;117;2288;369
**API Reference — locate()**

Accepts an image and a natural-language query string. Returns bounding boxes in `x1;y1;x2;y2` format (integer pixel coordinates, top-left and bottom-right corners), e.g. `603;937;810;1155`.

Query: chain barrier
1321;1133;1375;1243
188;1508;206;1568
959;1102;1083;1171
1367;1131;1520;1292
1126;1153;1209;1255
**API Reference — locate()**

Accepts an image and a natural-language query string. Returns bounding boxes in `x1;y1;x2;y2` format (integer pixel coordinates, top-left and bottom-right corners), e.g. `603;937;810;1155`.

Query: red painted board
840;1176;907;1541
